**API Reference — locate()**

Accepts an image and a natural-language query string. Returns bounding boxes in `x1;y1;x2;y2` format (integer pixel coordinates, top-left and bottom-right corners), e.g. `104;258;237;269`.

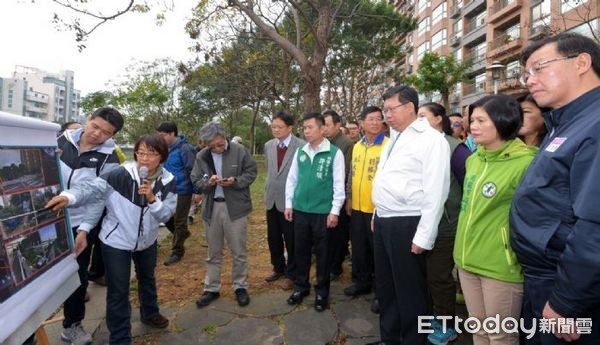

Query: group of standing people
43;31;600;345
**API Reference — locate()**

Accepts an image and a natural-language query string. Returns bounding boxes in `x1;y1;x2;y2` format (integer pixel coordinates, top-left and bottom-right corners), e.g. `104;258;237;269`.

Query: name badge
545;137;567;153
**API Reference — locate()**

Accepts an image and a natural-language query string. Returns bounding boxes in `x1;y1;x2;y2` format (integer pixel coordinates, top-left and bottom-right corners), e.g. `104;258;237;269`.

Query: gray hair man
191;122;257;308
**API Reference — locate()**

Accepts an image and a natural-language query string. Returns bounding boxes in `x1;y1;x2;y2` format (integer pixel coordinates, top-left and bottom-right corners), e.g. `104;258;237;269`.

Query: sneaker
61;322;92;345
141;313;169;329
428;327;458;345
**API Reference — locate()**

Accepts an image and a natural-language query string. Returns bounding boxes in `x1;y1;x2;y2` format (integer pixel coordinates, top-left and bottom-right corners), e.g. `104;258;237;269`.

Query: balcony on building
488;0;522;23
529;22;551;40
462;79;487;105
463;13;487;46
451;0;463;18
494;66;525;94
463;0;486;16
466;45;487;72
488;25;523;59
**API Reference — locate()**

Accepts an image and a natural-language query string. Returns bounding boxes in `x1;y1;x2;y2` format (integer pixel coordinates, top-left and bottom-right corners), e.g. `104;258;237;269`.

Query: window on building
505;23;521;40
471;41;487;62
531;0;551;27
561;0;588;13
417;41;431;60
418;0;431;13
453;18;463;37
432;2;447;25
432;29;448;51
418;17;431;37
475;73;486;93
454;48;463;62
506;60;521;78
567;18;600;39
475;11;487;28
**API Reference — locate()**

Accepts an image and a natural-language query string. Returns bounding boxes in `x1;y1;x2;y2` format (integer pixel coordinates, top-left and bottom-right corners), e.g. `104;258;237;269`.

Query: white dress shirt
285;138;346;215
372;117;451;250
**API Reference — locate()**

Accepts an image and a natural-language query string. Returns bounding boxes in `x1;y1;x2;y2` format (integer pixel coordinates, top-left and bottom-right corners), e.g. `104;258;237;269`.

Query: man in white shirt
284;112;345;312
370;85;450;345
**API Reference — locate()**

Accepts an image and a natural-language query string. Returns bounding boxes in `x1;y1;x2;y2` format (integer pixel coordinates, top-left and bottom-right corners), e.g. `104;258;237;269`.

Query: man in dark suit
264;111;305;290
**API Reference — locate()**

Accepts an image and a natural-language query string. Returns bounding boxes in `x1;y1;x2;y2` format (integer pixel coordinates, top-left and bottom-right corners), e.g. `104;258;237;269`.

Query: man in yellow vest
343;106;388;313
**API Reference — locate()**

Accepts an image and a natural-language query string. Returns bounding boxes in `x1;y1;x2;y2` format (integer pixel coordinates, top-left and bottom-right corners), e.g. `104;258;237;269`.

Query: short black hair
156;121;178;136
471;95;523;141
303;112;324;126
521;32;600;78
273;111;295;126
134;134;169;163
322;110;341;124
347;120;359;127
448;112;462;119
90;107;124;134
420;102;452;136
60;121;80;133
382;85;419;114
359;106;383;121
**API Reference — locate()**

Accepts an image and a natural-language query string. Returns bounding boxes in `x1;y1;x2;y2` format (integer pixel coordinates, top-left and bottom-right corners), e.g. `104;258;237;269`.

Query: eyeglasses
520;55;578;85
382;103;407;114
135;151;160;158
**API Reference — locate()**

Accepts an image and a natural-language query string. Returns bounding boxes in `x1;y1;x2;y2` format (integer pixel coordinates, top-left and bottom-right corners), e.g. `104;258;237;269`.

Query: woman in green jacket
453;95;537;345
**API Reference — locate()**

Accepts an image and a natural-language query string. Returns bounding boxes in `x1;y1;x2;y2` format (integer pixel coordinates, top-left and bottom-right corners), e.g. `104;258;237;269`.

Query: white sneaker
61;322;92;345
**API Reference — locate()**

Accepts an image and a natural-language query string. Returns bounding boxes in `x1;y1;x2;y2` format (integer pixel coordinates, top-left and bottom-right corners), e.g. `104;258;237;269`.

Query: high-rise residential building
1;66;83;124
394;0;599;111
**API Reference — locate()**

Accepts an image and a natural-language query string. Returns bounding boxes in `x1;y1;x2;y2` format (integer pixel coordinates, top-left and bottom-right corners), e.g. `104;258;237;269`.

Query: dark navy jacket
510;86;600;317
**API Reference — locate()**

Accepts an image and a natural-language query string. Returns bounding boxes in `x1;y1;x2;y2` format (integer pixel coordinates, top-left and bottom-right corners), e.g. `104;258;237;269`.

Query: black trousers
165;194;192;256
426;234;456;319
350;210;375;289
374;215;427;345
328;210;349;276
87;222;104;280
266;207;296;279
63;227;92;328
293;211;331;298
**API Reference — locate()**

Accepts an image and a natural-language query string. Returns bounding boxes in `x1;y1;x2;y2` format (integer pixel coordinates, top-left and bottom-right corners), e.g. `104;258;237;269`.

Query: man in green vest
284;112;345;312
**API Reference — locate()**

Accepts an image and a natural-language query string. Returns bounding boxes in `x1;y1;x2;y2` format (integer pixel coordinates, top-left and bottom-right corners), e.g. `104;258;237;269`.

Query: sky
0;0;199;96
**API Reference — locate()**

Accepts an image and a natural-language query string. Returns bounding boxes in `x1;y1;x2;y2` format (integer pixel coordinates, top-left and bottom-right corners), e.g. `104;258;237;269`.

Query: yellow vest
350;133;389;213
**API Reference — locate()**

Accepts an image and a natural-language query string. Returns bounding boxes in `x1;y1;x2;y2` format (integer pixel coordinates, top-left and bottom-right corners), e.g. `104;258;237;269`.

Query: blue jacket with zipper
510;86;600;317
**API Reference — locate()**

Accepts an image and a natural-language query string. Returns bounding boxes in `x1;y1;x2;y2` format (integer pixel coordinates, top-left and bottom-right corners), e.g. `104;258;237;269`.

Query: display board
0;111;79;345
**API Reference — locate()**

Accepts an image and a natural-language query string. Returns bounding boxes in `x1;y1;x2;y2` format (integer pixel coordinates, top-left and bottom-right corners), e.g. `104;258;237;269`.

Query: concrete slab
283;308;338;345
333;299;379;338
209;291;294;317
174;302;235;333
211;317;282;345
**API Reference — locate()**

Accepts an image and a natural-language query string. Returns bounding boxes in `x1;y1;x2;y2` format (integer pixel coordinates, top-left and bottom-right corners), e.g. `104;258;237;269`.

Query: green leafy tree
404;52;471;110
188;0;415;113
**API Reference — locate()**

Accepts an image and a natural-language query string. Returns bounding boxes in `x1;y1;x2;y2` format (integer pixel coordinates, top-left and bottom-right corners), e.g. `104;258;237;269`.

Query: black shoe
163;254;182;266
187;216;194;225
265;271;285;282
287;290;309;305
235;288;250;306
141;313;169;329
370;298;380;314
314;295;328;312
196;291;220;308
343;284;371;297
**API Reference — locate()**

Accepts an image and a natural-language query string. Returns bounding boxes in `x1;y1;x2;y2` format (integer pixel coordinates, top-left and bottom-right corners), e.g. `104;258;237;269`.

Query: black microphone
139;165;149;205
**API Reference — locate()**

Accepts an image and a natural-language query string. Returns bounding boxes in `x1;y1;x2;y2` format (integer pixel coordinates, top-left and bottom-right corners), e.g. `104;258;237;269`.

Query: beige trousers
458;268;523;345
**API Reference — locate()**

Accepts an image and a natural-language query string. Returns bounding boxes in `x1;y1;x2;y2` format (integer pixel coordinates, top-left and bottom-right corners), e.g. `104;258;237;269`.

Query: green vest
293;145;339;214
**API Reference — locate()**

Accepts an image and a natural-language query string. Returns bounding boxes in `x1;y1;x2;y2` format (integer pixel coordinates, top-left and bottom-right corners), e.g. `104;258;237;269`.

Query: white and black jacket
62;162;177;251
57;128;120;230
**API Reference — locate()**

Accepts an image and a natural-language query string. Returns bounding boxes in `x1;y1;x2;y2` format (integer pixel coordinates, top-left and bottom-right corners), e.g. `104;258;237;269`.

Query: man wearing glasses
191;122;257;308
510;33;600;343
57;107;124;345
369;85;450;345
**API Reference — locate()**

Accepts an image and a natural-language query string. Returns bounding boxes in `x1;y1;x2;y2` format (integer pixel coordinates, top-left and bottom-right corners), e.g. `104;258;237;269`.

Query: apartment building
1;66;83;124
395;0;599;112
